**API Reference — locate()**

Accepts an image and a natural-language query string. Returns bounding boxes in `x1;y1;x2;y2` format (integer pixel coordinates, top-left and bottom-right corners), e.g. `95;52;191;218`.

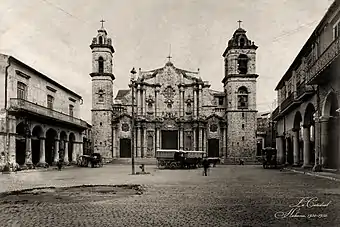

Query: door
208;139;219;157
161;130;178;149
120;138;131;158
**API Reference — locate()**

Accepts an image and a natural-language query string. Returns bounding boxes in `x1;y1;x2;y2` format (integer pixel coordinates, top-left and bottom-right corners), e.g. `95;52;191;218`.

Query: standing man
202;158;210;176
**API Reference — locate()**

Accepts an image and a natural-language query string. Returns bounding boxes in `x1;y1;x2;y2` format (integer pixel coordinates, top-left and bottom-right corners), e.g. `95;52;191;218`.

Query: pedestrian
202;158;210;176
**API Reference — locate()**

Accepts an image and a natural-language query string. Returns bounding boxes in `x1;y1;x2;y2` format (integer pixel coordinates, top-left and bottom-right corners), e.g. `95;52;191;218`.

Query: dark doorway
120;138;131;158
208;139;219;157
161;131;178;149
32;138;40;165
15;122;27;165
256;140;262;156
286;138;294;165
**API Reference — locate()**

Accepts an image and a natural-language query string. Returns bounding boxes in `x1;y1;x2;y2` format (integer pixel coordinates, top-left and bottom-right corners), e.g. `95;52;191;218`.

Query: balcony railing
306;36;340;84
280;92;296;112
296;83;315;99
272;107;280;120
9;98;88;128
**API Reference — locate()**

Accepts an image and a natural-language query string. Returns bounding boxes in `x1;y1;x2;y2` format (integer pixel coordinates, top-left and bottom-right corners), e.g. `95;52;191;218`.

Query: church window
187;103;191;112
98;89;104;102
240;37;245;47
148;103;153;109
47;95;54;109
242;112;245;118
218;97;224;105
99;36;103;44
237;86;248;109
237;54;248;74
167;103;172;109
100;122;102;126
242;136;245;141
98;57;104;73
242;124;244;129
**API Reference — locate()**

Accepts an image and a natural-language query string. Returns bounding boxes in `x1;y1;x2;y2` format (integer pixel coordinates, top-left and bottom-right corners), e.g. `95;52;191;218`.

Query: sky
0;0;334;123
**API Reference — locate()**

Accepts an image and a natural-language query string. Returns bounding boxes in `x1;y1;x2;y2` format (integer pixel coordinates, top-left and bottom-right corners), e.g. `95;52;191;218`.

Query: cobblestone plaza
0;165;339;227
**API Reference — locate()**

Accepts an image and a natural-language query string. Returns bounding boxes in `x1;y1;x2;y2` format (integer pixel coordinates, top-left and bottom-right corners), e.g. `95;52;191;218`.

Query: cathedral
90;23;259;163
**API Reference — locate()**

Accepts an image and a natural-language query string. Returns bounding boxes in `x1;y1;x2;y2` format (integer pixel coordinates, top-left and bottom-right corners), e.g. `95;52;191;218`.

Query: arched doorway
303;103;316;167
286;137;293;165
15;122;27;165
68;133;75;163
293;111;302;166
322;92;339;169
45;128;57;165
31;125;44;165
60;131;67;162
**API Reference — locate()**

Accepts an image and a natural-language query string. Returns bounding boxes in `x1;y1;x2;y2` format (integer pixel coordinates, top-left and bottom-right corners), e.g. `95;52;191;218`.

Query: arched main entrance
322;92;339;169
15;122;28;165
45;128;57;165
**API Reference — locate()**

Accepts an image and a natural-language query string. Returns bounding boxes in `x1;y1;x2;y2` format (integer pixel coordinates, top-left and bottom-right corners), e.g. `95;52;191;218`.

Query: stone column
199;85;203;110
222;126;227;158
203;128;207;154
72;143;77;163
143;128;148;158
142;88;146;116
320;117;329;167
193;89;197;118
302;125;311;168
156;128;160;151
38;137;46;166
64;140;69;164
54;139;59;163
198;126;203;151
112;127;116;158
137;126;141;158
155;89;158;117
293;130;300;166
285;137;290;165
193;127;197;150
25;135;33;166
276;136;285;165
137;85;141;116
181;128;183;150
313;120;321;171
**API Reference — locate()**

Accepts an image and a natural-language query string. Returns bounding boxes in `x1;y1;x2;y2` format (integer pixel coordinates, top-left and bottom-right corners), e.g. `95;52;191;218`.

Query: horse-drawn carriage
77;153;103;168
261;147;277;169
156;149;205;169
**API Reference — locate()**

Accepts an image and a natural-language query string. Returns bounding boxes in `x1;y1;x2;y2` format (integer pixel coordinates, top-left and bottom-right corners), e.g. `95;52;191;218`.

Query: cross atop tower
167;55;172;62
100;19;105;28
237;20;242;28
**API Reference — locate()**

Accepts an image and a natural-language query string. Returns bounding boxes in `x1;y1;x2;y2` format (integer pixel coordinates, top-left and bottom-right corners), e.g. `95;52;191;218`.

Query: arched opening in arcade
15;121;28;165
322;92;339;169
292;111;303;166
68;133;75;163
45;128;58;165
303;103;316;167
31;125;44;165
60;131;67;162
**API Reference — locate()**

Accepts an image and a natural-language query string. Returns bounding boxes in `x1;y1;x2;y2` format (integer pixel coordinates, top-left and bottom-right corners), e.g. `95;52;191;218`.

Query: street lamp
130;67;137;175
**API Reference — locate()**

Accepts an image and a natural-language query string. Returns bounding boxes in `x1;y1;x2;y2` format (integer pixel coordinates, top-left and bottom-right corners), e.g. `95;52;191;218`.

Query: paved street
0;165;339;227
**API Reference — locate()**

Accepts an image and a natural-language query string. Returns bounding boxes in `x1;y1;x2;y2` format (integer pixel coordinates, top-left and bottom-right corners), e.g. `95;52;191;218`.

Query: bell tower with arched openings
222;21;259;162
90;20;115;159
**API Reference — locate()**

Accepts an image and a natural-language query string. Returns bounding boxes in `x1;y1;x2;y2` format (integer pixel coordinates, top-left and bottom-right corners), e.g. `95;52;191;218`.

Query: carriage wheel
170;162;177;169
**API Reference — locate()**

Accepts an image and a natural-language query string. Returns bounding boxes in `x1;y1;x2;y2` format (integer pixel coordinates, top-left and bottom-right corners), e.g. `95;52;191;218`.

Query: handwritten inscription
274;197;330;219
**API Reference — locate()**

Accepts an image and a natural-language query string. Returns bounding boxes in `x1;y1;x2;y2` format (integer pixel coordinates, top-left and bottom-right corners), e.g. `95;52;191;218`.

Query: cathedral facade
90;25;259;163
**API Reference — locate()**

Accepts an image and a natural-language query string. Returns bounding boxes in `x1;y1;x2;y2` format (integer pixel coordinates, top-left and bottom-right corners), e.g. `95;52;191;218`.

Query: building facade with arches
0;54;89;170
91;24;259;163
272;0;340;171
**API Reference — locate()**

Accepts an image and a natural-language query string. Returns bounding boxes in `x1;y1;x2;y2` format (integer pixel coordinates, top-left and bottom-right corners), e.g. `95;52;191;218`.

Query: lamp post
130;67;136;175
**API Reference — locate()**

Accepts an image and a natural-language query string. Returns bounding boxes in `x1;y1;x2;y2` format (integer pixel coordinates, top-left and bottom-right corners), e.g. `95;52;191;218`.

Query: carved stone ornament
210;124;218;132
146;95;154;104
122;123;129;132
162;86;176;101
185;95;193;104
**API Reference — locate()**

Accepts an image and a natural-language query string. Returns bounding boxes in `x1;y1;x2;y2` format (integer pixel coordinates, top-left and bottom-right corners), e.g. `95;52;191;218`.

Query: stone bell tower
222;21;259;162
90;20;115;159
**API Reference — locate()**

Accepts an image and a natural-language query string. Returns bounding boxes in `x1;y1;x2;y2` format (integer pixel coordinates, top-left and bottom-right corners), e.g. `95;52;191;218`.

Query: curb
284;168;340;182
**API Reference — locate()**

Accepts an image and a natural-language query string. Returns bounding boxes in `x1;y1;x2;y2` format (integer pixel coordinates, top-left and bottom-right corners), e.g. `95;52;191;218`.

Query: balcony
296;83;315;101
272;107;280;121
280;92;301;114
8;98;87;129
306;36;340;84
